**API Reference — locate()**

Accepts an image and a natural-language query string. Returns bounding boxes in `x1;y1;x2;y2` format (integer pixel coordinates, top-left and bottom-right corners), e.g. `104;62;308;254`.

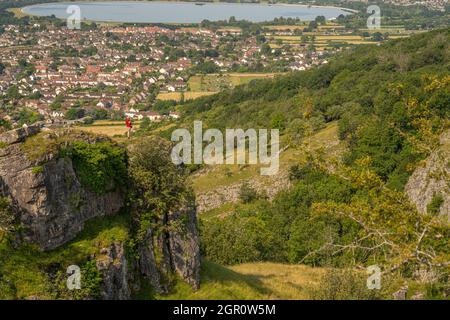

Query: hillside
0;28;449;300
152;261;326;300
171;28;449;190
0;125;200;299
163;29;450;299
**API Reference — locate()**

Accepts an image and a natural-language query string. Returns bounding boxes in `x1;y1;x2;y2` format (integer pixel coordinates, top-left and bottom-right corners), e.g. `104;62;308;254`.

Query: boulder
405;129;450;219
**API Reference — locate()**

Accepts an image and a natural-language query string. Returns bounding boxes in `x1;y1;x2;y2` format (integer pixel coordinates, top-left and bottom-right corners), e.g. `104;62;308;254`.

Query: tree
65;108;85;120
139;117;151;131
311;157;450;276
308;20;318;30
6;85;20;100
18;108;42;125
239;182;258;203
127;137;193;240
315;16;326;25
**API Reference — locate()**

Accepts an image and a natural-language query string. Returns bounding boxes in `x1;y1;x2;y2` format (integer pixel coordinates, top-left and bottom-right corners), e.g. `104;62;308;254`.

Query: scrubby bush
427;194;444;215
238;182;259;203
68;141;127;194
310;269;381;300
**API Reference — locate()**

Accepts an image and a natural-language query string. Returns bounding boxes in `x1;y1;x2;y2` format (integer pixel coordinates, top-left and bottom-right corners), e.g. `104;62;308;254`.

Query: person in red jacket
125;116;133;139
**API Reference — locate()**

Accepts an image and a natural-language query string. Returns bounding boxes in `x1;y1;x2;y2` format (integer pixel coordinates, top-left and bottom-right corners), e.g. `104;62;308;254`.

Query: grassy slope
152;260;325;300
0;214;129;299
191;121;344;194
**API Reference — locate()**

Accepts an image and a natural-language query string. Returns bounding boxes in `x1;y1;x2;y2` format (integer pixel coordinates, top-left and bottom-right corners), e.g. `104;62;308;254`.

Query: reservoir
22;1;351;24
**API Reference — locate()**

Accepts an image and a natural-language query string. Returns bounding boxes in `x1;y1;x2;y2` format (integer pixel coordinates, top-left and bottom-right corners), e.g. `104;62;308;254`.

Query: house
140;111;162;122
96;100;112;108
169;111;180;119
51;111;65;118
86;65;101;74
125;112;137;119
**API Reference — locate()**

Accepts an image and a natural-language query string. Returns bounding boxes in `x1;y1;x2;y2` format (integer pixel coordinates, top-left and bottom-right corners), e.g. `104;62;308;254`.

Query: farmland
188;73;277;92
157;73;277;101
265;23;420;51
156;91;217;101
77;119;140;138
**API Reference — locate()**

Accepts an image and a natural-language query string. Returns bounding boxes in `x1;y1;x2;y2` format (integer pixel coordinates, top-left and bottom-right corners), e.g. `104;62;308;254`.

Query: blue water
22;1;350;23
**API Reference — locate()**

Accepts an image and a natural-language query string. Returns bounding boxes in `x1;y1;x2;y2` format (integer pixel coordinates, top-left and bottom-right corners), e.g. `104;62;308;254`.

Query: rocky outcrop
168;202;201;289
96;242;131;300
138;197;200;292
0;129;123;250
0;126;201;299
195;169;291;213
0;124;42;145
405;130;450;219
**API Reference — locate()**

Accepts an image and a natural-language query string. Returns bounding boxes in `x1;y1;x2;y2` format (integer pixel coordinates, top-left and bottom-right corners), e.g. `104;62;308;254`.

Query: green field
188;73;277;92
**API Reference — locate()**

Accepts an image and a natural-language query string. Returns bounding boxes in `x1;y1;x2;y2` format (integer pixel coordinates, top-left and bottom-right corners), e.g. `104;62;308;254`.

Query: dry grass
318;25;345;30
188;73;277;93
153;260;326;300
191;122;344;194
217;27;242;33
316;35;363;40
264;24;307;31
77;125;129;137
228;263;326;300
157;91;218;101
77;120;141;137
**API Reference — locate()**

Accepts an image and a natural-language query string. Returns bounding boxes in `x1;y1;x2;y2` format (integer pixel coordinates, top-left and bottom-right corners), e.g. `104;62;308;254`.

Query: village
0;21;335;129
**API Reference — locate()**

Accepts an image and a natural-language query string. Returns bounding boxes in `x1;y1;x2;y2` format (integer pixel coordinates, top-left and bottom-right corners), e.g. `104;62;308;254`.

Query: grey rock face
138;228;164;293
195;169;291;213
410;292;425;300
405;130;450;219
0;124;42;145
96;242;131;300
138;196;200;292
392;285;408;300
0;130;123;250
0;127;200;298
168;201;200;290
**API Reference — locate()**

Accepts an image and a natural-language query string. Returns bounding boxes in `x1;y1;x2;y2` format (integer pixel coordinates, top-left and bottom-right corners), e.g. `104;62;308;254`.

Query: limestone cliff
0;126;200;299
137;198;200;292
0;126;123;250
96;242;131;300
405;129;450;219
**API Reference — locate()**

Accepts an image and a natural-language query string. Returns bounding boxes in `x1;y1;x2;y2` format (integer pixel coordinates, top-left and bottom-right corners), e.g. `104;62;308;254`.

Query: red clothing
126;118;132;128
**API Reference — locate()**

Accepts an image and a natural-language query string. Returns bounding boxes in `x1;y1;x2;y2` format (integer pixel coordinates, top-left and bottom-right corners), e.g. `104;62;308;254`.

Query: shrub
310;269;381;300
427;194;444;215
68;141;127;194
238;182;258;203
31;166;43;174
